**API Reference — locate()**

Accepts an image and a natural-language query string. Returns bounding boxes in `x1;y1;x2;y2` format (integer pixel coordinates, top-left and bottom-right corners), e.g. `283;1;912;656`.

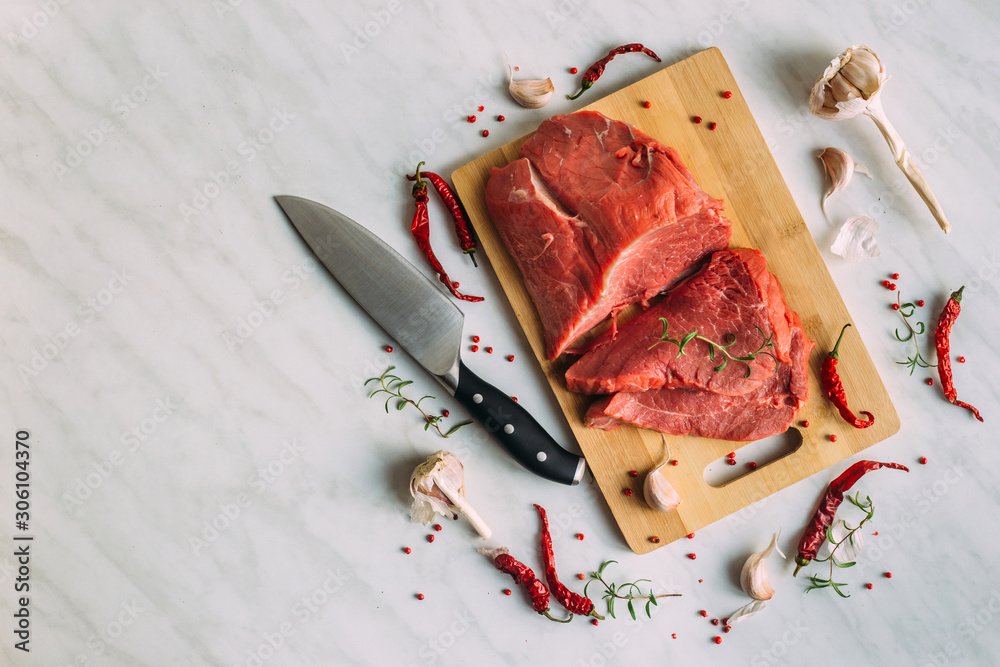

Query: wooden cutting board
452;47;899;554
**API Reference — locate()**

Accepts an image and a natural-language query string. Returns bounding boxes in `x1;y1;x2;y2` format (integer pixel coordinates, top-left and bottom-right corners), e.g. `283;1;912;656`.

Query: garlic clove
507;61;554;109
509;76;555;109
410;450;492;540
643;464;682;512
829;72;864;103
839;48;883;98
830;215;881;264
740;531;780;601
643;437;682;512
817;147;871;221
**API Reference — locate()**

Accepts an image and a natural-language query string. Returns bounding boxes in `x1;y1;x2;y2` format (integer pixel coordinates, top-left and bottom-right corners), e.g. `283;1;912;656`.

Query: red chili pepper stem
567;80;594;101
543;610;573;623
412;161;427;194
828;323;850;360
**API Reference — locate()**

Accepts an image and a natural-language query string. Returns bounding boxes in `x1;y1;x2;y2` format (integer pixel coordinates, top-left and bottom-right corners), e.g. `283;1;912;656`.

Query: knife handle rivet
503;424;514;435
536;451;547;462
472;393;483;404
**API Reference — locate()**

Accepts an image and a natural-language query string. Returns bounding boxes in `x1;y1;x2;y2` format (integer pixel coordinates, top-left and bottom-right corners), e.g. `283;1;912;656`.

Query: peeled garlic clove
817;147;871;221
740;532;780;601
830;215;882;264
643;461;682;512
508;63;554;109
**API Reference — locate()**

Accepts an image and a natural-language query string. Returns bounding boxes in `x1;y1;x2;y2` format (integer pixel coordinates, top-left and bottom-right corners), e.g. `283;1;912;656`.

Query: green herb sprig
584;560;681;620
365;366;472;437
647;317;778;379
805;492;874;598
894;294;936;375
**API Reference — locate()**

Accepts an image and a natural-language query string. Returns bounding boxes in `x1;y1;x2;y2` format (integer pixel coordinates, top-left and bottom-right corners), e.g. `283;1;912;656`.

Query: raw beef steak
584;324;813;441
565;249;797;397
485;111;731;359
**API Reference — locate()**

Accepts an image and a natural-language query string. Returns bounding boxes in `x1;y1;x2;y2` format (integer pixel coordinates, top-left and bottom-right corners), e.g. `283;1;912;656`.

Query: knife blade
275;195;586;485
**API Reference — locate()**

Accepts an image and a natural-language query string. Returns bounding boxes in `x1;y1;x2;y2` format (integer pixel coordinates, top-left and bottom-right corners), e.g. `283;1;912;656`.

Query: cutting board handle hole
702;428;804;487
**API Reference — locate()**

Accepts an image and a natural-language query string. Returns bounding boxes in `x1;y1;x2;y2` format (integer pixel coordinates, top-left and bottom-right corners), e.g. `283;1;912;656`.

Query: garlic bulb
817;147;871;222
508;63;554;109
410;450;492;540
810;46;886;121
740;531;783;601
809;45;951;233
643;438;682;512
831;215;881;264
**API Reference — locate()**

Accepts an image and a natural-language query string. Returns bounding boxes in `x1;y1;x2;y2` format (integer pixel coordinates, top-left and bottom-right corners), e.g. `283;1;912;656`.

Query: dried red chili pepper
479;547;571;622
793;460;909;575
821;324;874;428
534;504;604;618
567;44;661;100
407;166;479;267
935;286;983;422
409;163;483;302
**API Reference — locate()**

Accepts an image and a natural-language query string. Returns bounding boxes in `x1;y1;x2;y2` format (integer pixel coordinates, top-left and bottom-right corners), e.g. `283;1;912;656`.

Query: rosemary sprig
894;293;936;375
647;317;778;379
584;560;681;620
805;492;874;598
365;366;472;437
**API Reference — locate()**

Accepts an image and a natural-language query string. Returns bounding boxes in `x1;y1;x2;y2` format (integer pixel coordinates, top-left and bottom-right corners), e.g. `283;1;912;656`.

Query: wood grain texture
452;48;899;554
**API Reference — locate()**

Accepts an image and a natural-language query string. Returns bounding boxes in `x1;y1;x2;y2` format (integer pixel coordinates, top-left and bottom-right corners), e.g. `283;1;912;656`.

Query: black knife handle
453;360;586;485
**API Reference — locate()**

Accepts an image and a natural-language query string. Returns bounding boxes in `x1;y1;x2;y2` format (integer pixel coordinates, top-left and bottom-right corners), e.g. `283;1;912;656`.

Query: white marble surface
2;1;998;665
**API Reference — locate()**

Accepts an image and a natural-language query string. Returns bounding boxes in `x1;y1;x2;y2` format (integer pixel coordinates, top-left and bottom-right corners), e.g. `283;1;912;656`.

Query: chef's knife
275;195;586;485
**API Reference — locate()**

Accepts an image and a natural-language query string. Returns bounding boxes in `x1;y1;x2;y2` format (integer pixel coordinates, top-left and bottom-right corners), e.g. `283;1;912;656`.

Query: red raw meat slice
485;111;731;360
566;249;796;397
584;323;813;441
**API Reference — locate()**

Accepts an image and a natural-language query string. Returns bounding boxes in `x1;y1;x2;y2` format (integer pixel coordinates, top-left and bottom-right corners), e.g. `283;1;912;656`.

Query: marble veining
1;0;998;665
